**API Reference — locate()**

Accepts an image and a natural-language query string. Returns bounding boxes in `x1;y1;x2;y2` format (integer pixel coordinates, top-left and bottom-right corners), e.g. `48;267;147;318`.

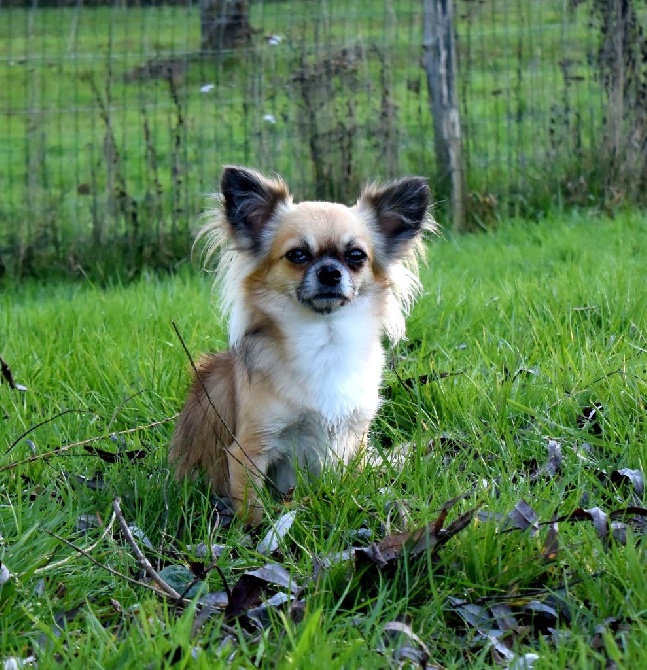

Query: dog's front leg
226;436;269;525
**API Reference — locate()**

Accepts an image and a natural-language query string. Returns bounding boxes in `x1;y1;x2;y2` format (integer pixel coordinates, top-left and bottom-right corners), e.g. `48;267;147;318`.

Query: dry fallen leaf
85;445;147;463
378;620;431;667
257;510;297;555
0;562;11;586
502;500;539;535
577;403;603;435
610;468;644;497
225;563;298;622
356;494;477;569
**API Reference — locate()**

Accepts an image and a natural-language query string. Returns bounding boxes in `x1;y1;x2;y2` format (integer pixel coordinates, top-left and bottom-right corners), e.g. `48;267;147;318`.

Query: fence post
199;0;251;52
422;0;467;232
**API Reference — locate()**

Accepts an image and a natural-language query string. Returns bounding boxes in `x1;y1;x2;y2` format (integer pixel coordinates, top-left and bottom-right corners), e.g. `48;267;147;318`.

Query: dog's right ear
221;166;291;254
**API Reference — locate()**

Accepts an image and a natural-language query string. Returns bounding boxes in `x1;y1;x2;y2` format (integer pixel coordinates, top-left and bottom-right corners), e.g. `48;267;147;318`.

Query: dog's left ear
358;177;430;261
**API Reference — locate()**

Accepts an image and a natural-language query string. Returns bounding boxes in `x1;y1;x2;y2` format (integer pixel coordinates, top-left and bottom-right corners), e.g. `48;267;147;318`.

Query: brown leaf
225;563;298;622
541;521;559;561
356;494;477;568
502;500;539;535
0;355;17;389
84;445;147;463
0;355;26;391
419;508;477;554
355;543;390;569
610;468;644;497
577;403;603;435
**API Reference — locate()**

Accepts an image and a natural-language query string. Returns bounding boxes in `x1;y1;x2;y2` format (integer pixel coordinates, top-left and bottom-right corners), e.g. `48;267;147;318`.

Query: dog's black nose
317;264;342;286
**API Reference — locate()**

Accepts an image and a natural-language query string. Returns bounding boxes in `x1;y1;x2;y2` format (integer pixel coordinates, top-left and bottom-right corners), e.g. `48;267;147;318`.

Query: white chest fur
263;298;384;492
269;295;384;423
230;294;385;494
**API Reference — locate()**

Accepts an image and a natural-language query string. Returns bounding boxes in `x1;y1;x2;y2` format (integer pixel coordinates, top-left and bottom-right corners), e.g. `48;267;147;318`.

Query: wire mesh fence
1;0;645;277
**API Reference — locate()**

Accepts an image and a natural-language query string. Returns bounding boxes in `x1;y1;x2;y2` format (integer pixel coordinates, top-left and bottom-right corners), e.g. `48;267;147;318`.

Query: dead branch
112;497;183;601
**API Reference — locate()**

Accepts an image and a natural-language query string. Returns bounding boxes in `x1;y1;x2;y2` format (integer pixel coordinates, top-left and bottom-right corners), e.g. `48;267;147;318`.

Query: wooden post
422;0;467;231
199;0;251;53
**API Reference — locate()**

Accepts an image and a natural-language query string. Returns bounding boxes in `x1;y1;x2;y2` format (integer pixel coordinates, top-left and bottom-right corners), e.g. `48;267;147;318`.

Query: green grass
2;0;638;276
2;212;646;667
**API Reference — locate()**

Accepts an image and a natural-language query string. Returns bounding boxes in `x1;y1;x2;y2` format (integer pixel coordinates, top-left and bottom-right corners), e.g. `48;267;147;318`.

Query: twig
214;563;233;602
44;529;164;594
171;320;237;445
112;497;183;600
3;409;95;460
107;389;147;433
30;511;117;576
546;364;646;413
175;558;220;605
171;320;279;494
0;415;178;473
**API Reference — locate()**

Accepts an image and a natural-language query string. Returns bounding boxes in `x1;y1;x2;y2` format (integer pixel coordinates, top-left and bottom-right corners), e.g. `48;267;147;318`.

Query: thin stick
171;320;238;444
3;409;94;459
44;529;165;595
0;416;178;473
214;563;233;603
107;388;147;432
31;511;117;576
175;558;220;604
112;497;182;600
171;320;279;494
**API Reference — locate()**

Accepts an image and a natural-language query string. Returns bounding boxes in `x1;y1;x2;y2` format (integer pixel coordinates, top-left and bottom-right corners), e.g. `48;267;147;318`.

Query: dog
170;166;433;524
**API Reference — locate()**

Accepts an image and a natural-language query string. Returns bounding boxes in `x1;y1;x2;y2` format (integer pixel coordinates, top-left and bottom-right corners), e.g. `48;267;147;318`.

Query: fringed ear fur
358;176;432;263
221;166;291;255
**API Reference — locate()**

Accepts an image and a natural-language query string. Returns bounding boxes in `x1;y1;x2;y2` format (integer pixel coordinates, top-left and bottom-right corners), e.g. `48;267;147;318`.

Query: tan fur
169;353;235;496
170;167;434;525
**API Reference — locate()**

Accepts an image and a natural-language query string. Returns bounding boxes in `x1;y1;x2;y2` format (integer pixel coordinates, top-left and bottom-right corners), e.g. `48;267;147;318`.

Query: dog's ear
221;166;290;254
358;177;430;261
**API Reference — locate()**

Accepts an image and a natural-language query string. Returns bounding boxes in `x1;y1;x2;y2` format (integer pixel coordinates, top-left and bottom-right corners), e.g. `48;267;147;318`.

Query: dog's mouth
300;291;350;314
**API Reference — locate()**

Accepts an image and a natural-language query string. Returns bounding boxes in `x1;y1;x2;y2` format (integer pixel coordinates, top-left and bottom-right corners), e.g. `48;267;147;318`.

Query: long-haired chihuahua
170;166;433;524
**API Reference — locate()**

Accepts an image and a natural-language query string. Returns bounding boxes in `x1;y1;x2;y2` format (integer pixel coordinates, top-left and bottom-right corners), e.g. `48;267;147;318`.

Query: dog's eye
345;248;368;267
285;248;312;265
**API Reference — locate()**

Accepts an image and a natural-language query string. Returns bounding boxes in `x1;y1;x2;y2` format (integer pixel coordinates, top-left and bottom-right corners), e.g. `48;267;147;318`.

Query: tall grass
1;212;646;667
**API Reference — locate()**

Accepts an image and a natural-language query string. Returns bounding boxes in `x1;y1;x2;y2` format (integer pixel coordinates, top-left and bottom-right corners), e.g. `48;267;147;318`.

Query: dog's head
204;166;433;339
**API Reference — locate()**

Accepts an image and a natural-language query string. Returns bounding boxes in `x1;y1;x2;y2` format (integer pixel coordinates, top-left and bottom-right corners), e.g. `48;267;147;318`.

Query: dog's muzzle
298;259;355;314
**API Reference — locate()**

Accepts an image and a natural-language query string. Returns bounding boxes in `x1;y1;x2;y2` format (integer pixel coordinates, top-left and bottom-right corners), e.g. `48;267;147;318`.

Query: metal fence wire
1;1;645;276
